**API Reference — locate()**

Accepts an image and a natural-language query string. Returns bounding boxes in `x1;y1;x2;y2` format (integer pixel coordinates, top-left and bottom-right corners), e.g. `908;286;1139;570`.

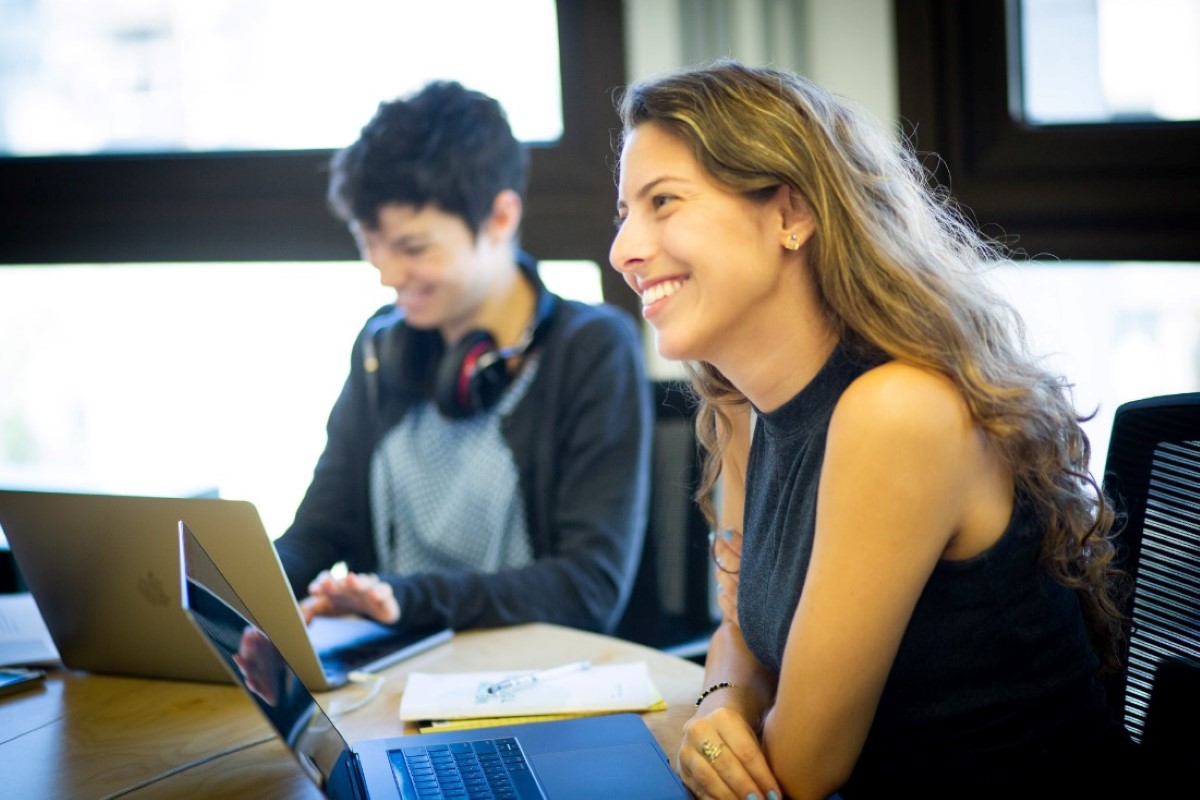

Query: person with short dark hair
275;81;652;636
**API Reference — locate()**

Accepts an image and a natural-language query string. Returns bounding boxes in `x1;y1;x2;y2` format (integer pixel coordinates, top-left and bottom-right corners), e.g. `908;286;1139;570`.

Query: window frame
895;0;1200;261
0;0;636;313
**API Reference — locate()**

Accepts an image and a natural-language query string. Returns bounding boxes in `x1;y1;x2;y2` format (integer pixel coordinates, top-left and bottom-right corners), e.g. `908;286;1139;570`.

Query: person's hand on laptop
300;570;400;625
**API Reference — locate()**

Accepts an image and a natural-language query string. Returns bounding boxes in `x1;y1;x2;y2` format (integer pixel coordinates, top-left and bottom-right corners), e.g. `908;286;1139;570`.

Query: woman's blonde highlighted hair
616;60;1124;670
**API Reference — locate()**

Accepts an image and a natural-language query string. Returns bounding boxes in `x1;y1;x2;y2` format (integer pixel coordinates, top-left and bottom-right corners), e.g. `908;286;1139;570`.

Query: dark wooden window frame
0;0;638;313
895;0;1200;262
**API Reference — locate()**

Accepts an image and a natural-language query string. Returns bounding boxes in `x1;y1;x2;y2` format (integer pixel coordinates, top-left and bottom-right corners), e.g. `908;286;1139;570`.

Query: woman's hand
679;703;781;800
300;570;400;625
712;527;742;625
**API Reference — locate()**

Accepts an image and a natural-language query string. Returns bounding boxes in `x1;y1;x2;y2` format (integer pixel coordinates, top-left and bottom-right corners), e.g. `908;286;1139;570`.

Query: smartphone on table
0;666;46;697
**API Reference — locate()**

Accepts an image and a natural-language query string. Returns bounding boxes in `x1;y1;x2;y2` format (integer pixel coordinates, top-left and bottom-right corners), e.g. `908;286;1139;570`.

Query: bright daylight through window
0;0;578;540
0;0;562;156
1019;0;1200;125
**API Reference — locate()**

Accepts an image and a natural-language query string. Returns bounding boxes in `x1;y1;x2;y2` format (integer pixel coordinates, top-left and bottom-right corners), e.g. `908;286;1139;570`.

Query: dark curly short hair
327;81;527;235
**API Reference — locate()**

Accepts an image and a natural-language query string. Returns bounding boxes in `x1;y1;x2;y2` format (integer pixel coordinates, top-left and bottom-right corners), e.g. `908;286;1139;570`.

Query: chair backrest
1100;392;1200;742
616;380;716;653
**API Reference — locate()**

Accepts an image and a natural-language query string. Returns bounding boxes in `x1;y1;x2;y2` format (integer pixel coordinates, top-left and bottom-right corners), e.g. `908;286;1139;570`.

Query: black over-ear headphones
363;266;555;421
431;322;530;418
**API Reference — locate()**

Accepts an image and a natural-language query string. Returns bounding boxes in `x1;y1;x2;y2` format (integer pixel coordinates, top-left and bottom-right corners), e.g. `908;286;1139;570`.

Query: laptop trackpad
531;742;683;799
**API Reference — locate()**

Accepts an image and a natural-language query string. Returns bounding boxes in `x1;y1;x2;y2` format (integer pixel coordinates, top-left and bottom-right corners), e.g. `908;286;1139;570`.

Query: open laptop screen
180;520;689;800
180;521;353;792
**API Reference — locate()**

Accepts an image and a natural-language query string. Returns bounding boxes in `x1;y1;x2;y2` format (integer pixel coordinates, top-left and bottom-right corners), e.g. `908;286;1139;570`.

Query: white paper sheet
399;661;661;721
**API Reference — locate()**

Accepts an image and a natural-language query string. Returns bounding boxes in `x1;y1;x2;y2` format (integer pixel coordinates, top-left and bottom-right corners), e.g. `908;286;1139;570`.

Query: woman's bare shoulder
833;361;974;447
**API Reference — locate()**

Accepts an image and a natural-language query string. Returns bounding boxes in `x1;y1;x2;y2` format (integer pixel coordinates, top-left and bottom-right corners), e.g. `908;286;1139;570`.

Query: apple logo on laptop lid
137;571;170;606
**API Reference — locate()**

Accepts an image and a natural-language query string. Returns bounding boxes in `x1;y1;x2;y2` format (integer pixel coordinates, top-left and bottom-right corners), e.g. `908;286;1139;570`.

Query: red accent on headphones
457;338;498;412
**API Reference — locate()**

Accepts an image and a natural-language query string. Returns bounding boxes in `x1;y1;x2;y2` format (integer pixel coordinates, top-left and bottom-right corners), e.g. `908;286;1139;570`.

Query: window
0;0;563;156
0;259;603;538
0;0;629;532
896;0;1200;261
985;261;1200;476
897;0;1200;477
0;0;635;314
1019;0;1200;125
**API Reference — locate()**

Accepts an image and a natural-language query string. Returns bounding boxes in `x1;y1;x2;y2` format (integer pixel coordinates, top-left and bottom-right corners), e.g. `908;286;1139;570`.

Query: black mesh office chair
616;380;717;662
1100;392;1200;764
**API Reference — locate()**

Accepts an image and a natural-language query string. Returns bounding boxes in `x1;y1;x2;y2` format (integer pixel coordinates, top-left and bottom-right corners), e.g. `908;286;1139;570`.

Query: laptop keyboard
391;736;541;799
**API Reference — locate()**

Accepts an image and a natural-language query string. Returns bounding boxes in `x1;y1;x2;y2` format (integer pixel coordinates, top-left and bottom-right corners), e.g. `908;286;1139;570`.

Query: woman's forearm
698;619;776;726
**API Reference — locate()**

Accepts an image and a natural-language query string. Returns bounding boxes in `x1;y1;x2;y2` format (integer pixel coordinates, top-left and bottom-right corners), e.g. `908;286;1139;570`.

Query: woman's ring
700;738;723;764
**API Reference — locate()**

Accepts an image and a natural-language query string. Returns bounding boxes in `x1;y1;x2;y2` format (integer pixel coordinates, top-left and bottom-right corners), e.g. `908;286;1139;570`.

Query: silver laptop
180;520;689;800
0;489;450;689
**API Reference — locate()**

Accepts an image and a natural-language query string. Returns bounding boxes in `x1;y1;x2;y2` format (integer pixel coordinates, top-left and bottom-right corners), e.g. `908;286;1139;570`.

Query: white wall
623;0;896;124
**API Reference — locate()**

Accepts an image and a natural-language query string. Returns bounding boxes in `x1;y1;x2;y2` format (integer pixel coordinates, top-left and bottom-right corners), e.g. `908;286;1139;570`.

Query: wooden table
0;623;705;798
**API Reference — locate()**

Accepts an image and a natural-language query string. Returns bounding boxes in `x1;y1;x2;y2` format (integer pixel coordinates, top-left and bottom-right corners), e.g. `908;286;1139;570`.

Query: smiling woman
611;123;826;372
610;61;1136;800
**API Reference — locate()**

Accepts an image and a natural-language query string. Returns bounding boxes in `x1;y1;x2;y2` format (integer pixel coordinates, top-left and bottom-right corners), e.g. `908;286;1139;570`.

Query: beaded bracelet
694;681;737;707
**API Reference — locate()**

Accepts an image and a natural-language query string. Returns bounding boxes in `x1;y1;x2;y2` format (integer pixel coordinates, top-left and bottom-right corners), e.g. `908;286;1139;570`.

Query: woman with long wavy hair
609;61;1130;799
